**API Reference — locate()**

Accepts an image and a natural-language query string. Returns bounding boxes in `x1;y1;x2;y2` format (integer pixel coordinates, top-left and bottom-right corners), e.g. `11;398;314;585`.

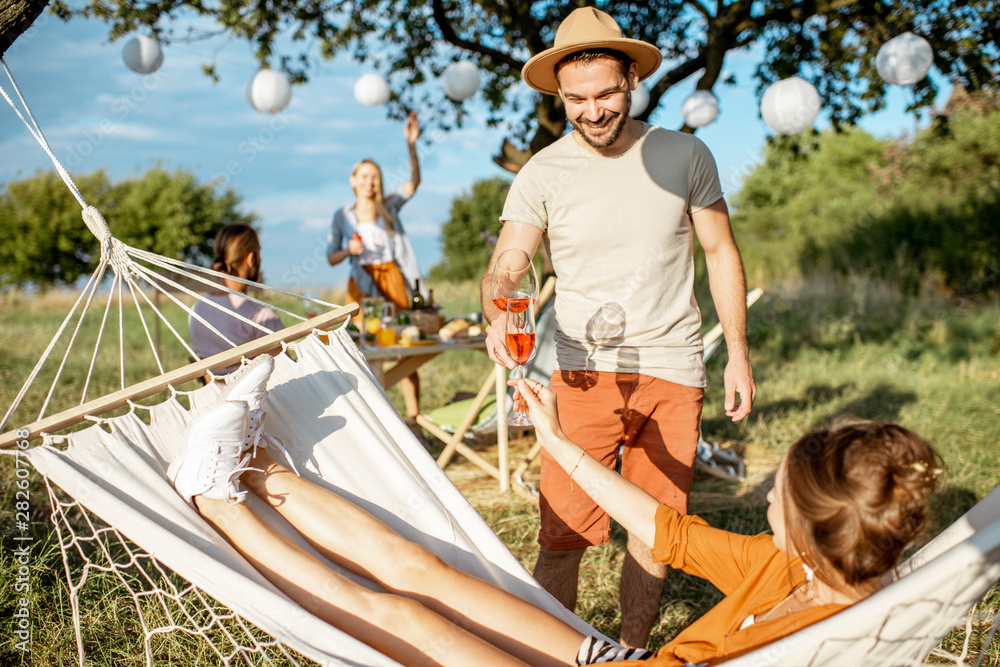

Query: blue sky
1;10;947;294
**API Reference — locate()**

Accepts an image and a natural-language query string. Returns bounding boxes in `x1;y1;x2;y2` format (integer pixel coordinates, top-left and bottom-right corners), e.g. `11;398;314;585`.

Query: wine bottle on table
412;279;425;310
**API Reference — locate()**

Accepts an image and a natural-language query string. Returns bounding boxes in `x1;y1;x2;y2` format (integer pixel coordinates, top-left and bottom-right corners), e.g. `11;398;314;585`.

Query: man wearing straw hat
480;7;755;649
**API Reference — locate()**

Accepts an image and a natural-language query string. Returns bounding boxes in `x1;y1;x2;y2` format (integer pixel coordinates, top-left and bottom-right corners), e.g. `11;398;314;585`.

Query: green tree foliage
825;100;1000;293
110;166;253;264
429;176;510;282
732;93;1000;294
733;127;887;284
29;0;999;171
0;170;115;288
0;166;254;289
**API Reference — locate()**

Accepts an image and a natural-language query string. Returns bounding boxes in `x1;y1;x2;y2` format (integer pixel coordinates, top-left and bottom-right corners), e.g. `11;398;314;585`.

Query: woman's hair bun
783;419;944;595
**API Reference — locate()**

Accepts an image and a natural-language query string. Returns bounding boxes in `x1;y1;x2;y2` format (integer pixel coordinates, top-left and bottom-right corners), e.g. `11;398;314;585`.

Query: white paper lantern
681;90;719;128
628;83;649;117
122;35;163;75
760;76;821;135
245;70;292;114
442;61;481;101
354;73;390;107
876;32;934;86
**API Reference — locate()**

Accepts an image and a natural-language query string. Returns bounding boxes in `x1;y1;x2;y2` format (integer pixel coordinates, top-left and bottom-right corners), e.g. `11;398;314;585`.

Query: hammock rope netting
46;479;307;665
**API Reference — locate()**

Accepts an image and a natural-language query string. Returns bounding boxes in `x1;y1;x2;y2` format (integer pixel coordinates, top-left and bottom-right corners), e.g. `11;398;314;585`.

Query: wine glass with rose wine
490;248;538;316
504;298;537;426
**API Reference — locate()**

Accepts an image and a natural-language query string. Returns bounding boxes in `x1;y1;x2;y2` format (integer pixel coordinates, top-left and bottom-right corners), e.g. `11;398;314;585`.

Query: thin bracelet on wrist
568;449;587;492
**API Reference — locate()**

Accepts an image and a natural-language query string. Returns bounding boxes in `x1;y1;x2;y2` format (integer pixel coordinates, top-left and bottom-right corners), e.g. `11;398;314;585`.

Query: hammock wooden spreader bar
0;303;358;449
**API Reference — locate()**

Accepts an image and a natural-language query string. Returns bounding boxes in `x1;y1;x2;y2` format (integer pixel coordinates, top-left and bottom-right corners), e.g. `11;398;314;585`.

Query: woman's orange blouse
605;504;848;667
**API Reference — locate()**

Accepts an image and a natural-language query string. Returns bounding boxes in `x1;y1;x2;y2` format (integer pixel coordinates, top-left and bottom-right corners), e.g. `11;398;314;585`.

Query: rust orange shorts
539;370;704;550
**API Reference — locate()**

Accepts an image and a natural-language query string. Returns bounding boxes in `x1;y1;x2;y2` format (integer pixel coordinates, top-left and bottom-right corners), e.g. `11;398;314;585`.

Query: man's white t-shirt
500;123;724;389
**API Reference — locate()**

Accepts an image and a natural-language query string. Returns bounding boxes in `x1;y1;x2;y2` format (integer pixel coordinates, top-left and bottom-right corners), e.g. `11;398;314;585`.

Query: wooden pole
495;364;509;492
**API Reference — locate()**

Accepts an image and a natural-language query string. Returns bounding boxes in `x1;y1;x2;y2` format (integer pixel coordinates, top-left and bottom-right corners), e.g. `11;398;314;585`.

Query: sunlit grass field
1;276;998;665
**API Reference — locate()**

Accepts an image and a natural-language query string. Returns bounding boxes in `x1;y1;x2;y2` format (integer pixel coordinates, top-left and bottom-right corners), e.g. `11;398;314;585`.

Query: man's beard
569;89;632;149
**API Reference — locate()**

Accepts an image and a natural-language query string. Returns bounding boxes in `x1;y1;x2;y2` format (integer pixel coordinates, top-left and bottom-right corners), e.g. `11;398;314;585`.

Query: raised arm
515;378;660;547
691;198;756;421
400;111;421;197
480;220;543;368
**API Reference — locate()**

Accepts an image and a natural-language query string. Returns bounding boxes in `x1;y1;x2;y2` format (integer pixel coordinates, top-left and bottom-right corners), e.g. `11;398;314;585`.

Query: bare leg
194;495;528;667
618;532;666;649
242;451;585;667
532;546;587;611
401;373;420;418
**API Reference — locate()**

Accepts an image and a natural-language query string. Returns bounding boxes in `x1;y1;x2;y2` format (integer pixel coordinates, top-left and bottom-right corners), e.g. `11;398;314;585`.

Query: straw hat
521;8;662;96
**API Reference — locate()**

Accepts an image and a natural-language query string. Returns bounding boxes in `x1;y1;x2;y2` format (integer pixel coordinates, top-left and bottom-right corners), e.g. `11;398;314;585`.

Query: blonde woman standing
327;111;424;423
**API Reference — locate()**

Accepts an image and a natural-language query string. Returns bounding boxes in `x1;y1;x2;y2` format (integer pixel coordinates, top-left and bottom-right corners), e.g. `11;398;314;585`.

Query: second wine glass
490;248;537;314
504;298;537;426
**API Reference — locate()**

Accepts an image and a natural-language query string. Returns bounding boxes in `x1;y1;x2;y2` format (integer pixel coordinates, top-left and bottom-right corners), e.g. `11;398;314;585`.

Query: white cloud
243;192;339;229
293;141;347;155
112;123;164;141
420;183;468;196
403;219;443;237
0;137;57;181
301;215;332;230
316;115;384;131
435;152;466;167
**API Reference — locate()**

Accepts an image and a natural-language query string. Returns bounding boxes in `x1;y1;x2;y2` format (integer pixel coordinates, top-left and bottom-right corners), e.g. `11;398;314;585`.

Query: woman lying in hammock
167;355;943;667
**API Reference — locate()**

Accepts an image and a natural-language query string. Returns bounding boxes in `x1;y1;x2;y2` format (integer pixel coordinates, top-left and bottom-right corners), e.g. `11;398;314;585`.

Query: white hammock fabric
25;329;599;665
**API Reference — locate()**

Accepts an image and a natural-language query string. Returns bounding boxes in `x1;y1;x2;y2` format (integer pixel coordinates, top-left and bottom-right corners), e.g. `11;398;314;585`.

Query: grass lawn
1;277;998;665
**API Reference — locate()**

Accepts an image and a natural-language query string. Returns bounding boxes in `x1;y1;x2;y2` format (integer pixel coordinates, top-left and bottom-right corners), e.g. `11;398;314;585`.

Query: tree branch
0;0;50;56
493;93;566;173
636;53;707;123
684;0;712;21
736;0;861;34
431;0;524;70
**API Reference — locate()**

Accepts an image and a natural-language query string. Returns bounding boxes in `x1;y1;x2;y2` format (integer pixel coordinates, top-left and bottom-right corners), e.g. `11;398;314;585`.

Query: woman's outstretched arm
515;379;660;548
401;111;421;196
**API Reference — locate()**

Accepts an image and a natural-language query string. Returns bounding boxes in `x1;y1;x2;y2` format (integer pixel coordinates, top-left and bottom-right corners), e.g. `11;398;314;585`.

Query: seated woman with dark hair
167;357;943;666
189;224;284;374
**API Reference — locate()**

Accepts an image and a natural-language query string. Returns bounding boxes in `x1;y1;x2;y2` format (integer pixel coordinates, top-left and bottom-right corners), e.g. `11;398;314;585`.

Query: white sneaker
168;401;254;506
216;354;297;473
218;355;274;430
